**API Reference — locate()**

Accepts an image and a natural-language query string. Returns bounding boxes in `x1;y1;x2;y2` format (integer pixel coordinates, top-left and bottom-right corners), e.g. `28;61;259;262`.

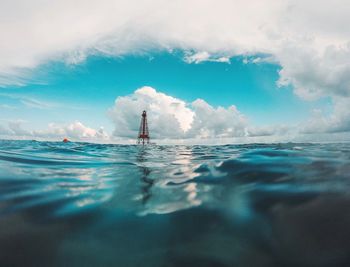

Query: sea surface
0;140;350;267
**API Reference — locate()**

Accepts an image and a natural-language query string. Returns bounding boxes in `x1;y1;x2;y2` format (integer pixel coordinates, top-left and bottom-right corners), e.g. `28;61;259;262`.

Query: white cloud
0;121;108;141
34;121;109;141
246;125;290;137
109;86;194;139
0;0;349;100
7;121;32;137
300;97;350;134
186;99;247;138
109;86;249;140
184;51;230;64
277;43;350;100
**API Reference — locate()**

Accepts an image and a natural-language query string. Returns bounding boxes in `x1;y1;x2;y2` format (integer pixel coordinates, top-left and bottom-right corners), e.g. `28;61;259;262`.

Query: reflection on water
137;148;154;204
0;140;350;266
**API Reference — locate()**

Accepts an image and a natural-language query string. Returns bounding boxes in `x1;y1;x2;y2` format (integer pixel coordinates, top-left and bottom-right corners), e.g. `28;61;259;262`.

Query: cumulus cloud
277;44;350;100
0;121;108;141
109;86;194;139
34;121;109;141
186;99;247;138
109;86;249;140
300;97;350;134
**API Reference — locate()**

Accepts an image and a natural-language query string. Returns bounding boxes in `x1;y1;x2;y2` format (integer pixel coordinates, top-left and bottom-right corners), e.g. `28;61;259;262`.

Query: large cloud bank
1;0;350;101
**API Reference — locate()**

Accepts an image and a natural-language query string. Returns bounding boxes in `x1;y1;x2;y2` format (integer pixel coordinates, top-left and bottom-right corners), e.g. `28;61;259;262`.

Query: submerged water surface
0;140;350;267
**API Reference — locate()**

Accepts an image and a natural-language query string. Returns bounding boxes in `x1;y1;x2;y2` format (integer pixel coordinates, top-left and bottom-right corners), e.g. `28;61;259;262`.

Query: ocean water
0;140;350;267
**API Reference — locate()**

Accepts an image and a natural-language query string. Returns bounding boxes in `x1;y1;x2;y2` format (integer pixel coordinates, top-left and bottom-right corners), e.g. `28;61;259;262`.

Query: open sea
0;139;350;267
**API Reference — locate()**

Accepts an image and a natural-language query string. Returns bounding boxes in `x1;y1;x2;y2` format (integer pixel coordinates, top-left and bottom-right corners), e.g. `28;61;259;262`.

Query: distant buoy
63;138;69;143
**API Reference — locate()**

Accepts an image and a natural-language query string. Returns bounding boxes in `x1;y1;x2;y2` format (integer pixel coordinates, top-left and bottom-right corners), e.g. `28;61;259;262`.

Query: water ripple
1;140;350;266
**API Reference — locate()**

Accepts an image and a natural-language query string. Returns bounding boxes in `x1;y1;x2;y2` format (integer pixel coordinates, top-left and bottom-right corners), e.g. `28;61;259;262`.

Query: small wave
1;140;350;266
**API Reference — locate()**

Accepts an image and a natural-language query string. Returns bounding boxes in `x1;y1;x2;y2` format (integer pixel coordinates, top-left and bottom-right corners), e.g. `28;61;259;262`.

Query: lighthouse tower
137;110;150;145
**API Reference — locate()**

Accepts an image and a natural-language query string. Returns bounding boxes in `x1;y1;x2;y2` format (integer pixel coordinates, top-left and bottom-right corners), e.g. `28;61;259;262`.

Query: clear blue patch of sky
0;51;330;131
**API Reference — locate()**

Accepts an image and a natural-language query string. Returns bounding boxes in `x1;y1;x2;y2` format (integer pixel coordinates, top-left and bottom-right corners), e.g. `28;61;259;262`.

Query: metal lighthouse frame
137;110;150;145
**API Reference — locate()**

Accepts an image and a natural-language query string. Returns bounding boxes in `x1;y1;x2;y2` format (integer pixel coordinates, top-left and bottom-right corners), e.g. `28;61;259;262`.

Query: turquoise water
0;140;350;266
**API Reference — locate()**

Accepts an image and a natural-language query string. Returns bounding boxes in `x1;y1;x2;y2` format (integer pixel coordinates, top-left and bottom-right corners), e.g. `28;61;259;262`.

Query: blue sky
0;52;330;139
0;0;349;142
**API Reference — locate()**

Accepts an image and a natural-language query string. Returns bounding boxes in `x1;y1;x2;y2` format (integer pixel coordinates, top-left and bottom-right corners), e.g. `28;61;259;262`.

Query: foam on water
0;140;350;266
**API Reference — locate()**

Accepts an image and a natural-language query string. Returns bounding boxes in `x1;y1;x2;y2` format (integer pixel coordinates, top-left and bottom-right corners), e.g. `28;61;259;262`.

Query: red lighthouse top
137;110;150;145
